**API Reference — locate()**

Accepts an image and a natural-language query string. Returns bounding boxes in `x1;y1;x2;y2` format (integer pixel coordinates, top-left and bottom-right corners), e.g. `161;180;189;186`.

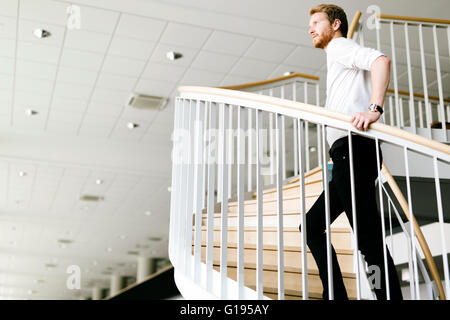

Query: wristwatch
368;103;384;115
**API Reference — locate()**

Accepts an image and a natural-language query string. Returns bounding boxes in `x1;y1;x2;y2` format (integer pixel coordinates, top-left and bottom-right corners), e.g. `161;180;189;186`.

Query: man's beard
313;27;334;49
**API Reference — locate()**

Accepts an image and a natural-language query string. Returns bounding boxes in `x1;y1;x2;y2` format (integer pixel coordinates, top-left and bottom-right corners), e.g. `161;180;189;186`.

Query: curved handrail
381;165;446;300
218;72;319;91
347;10;362;39
377;14;450;26
178;85;450;158
178;85;449;300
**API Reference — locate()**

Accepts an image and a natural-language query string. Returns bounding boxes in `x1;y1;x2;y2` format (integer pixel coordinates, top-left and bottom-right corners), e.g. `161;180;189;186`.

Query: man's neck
324;34;344;51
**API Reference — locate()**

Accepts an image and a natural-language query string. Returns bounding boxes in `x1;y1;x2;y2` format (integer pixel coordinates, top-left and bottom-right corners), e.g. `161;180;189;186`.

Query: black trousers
300;135;403;300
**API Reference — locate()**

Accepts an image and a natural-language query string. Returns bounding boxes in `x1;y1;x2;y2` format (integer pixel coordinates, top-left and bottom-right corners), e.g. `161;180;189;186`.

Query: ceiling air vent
79;195;104;202
127;93;168;111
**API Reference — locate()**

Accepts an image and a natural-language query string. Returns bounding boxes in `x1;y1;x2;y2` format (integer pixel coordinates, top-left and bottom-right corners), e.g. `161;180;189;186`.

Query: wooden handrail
347;10;362;39
377;14;450;26
178;86;450;156
381;165;446;300
387;89;450;104
219;72;319;91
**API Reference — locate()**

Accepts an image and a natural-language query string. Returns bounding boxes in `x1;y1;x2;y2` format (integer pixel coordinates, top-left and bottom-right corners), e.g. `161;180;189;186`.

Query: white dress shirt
324;37;385;147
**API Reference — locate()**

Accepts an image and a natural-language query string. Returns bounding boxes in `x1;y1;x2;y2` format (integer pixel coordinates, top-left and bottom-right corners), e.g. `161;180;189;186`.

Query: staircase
169;11;450;301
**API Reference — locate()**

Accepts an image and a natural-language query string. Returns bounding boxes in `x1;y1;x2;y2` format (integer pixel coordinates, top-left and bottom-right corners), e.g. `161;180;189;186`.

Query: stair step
213;265;357;299
195;245;355;277
192;226;353;251
201;210;351;229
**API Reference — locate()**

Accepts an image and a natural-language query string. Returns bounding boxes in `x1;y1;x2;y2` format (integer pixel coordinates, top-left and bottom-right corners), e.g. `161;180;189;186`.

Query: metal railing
369;15;450;142
168;85;450;300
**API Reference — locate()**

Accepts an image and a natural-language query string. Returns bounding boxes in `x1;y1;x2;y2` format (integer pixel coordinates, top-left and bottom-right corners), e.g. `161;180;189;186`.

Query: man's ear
332;19;342;32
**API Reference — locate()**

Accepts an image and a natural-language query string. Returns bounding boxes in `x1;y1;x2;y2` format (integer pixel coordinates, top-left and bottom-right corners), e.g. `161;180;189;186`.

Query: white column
110;274;124;297
137;256;157;283
92;287;102;300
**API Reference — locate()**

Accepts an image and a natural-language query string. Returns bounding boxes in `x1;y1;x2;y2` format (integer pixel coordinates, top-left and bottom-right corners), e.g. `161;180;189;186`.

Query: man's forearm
370;55;391;107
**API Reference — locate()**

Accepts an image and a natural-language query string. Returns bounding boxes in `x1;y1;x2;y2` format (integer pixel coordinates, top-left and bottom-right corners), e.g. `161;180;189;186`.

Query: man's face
309;12;335;49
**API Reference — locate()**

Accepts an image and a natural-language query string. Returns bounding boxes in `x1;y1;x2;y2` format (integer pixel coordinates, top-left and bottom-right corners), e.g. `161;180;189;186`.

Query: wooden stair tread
193;226;352;233
193;242;354;255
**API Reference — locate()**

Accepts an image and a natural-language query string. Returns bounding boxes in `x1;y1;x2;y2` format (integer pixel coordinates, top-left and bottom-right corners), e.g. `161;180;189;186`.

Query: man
301;4;403;300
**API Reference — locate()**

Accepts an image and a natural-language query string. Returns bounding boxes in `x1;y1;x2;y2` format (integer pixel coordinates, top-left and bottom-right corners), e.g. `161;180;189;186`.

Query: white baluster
256;109;264;300
404;23;417;133
206;102;217;292
275;112;285;300
432;24;447;139
418;24;432;139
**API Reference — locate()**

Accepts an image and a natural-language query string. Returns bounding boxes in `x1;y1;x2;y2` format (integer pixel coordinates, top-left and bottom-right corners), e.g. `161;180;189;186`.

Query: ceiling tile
17;41;61;64
60;48;104;71
101;55;146;77
0;74;13;90
119;107;159;123
14;91;51;107
96;73;138;92
48;109;84;124
0;37;16;58
15;59;57;81
0;0;18;18
74;5;119;34
180;68;225;87
46;121;79;135
141;62;186;83
14;76;54;95
115;14;166;42
20;0;67;26
80;114;117;128
51;96;88;113
56;66;98;87
108;36;156;61
0;56;15;75
191;51;239;73
91;87;129;105
244;39;296;63
53;83;92;101
284;45;326;69
202;30;253;56
160;22;211;49
0;15;17;38
134;78;175;97
64;29;111;54
86;102;123;117
230;57;278;79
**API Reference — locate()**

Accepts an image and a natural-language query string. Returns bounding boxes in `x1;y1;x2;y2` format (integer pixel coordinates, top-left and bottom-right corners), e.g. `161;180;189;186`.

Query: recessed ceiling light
283;71;295;76
33;28;51;39
309;146;317;152
25;109;38;116
166;51;182;60
126;122;139;130
144;210;152;216
167;186;172;192
18;171;27;177
95;179;103;185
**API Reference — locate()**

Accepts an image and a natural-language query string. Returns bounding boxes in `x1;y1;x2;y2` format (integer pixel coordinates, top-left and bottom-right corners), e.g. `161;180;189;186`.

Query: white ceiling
0;0;448;299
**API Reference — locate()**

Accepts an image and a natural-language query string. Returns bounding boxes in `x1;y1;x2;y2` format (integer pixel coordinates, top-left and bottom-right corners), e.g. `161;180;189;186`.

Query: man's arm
351;55;391;131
